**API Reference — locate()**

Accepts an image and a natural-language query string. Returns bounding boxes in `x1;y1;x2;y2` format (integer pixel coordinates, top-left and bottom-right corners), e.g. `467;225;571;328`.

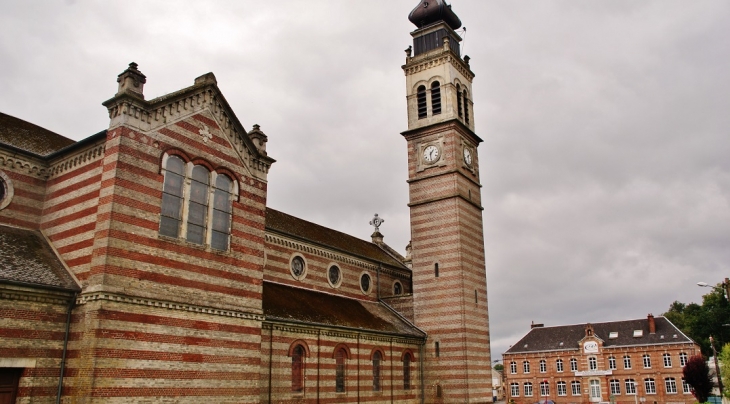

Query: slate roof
0;112;75;156
0;225;79;291
265;208;408;269
263;282;425;338
504;316;694;354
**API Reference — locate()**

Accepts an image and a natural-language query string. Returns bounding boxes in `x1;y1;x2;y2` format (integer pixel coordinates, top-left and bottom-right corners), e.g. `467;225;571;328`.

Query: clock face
463;148;473;166
423;145;440;163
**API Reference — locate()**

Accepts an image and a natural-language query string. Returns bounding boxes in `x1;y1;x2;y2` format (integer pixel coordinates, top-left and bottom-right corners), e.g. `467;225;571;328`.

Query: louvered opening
417;85;427;119
431;81;441;115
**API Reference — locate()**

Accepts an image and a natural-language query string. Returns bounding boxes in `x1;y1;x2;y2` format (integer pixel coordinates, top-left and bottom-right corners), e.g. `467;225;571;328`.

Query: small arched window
457;84;463;118
292;345;305;392
372;351;382;391
431;81;442;115
403;352;412;390
463;89;470;125
335;348;347;393
417;85;427;119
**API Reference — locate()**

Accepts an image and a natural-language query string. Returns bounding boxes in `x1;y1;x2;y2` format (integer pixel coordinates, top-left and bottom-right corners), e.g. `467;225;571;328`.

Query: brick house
0;1;492;403
503;315;701;404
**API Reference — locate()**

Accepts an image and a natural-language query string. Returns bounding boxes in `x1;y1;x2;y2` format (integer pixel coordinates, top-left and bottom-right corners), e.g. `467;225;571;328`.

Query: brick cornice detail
263;321;425;345
403;51;475;81
0;151;49;178
76;291;265;321
0;288;73;305
48;143;105;179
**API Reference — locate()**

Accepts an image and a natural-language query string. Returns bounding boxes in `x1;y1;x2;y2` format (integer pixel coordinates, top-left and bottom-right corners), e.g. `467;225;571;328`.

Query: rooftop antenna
460;27;468;56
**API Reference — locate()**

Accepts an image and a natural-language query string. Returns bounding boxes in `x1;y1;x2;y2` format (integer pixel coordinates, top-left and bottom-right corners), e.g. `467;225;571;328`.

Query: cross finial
369;214;384;232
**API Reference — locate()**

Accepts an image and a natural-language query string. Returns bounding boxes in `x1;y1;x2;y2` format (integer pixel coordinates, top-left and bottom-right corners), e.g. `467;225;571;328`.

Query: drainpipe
56;292;76;404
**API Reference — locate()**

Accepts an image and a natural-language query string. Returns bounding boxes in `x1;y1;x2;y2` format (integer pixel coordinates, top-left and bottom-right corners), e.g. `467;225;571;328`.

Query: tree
720;344;730;399
494;363;504;371
663;283;730;357
683;355;713;403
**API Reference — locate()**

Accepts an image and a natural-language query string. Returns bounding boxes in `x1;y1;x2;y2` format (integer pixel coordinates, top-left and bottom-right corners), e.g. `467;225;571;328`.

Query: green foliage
683;355;713;403
494;363;504;371
663;284;730;357
720;344;730;399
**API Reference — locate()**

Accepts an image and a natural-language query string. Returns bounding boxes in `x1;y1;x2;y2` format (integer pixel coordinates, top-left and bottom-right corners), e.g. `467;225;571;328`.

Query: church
0;1;491;402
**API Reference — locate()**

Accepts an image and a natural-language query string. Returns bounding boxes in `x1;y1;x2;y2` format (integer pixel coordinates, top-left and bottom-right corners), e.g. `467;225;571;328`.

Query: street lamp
697;278;730;301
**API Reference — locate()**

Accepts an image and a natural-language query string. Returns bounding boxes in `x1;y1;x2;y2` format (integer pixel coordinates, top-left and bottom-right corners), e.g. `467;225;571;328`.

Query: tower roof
408;0;462;30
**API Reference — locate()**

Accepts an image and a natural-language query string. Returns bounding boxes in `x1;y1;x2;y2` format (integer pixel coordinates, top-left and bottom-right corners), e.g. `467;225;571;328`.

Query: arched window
160;156;186;238
463;89;470;125
539;359;547;373
457;84;463;118
159;154;236;251
291;345;305;392
187;165;210;244
523;360;530;373
417;85;427;119
509;361;517;374
372;351;382;391
431;81;441;115
403;352;413;390
335;347;347;393
556;359;564;372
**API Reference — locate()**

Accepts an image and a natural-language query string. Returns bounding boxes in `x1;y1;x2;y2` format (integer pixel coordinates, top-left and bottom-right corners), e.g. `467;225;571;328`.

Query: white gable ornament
199;125;213;143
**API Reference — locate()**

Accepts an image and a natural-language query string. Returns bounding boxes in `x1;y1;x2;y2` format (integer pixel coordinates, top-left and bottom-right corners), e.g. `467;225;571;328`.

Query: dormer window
633;330;643;338
417;85;427;119
609;332;618;339
431;81;442;115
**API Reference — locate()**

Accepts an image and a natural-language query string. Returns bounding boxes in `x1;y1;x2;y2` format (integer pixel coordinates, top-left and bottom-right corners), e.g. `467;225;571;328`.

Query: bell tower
402;1;491;402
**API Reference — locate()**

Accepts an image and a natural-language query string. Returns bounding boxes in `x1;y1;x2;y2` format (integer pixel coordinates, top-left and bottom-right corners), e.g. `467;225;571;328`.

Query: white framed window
570;358;578;371
642;354;651;368
679;352;688;367
524;382;533;397
590;380;601;400
557;381;567;396
571;381;581;396
523;360;530;374
610;379;621;395
540;359;547;373
665;377;677;394
645;378;656;394
556;359;564;372
608;356;616;370
682;378;692;394
588;356;597;370
540;381;550;396
663;353;672;368
159;155;237;251
511;383;520;397
625;379;636;395
623;355;632;369
510;361;517;374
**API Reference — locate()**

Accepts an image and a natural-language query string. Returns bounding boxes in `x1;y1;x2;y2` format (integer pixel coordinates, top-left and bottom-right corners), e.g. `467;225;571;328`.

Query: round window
360;273;372;294
0;171;12;211
328;265;341;287
290;255;306;280
0;178;5;203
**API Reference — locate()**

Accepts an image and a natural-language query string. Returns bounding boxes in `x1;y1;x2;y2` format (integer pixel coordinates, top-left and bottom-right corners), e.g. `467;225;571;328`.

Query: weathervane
369;214;385;233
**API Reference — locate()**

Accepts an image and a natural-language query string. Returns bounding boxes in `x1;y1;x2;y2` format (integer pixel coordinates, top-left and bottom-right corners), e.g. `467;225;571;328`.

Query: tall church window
431;81;442;115
292;345;305;392
457;84;463;118
417;85;427;119
403;352;413;390
159;154;236;251
372;351;382;391
187;165;210;244
160;156;186;238
463;89;470;125
335;347;347;393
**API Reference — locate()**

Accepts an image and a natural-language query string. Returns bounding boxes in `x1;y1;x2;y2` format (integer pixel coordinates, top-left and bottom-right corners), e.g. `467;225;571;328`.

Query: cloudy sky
1;0;729;359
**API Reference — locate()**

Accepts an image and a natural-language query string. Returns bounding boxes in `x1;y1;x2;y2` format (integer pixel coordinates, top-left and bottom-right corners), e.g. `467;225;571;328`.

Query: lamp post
633;381;639;404
710;336;724;399
697;278;730;301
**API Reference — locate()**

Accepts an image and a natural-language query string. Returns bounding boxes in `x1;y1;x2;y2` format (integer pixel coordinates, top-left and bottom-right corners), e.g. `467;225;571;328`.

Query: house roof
504;316;693;355
263;282;425;338
265;208;408;270
0;225;79;291
0;112;75;156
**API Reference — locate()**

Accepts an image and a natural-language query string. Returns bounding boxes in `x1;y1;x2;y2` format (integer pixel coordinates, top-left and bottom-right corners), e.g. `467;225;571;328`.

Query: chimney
648;314;656;334
116;62;146;99
531;321;544;329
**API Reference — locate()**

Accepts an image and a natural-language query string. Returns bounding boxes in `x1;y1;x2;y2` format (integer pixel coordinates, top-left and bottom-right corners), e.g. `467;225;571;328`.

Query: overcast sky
1;0;729;360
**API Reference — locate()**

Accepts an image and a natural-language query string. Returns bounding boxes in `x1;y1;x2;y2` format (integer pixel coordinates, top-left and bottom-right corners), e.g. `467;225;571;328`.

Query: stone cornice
76;291;265;321
265;233;411;281
263;319;425;345
0;284;74;305
0;149;50;178
47;142;105;179
103;82;274;181
403;50;475;82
